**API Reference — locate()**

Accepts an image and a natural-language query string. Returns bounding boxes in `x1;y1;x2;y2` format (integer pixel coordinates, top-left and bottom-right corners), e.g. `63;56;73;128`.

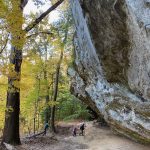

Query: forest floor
3;121;150;150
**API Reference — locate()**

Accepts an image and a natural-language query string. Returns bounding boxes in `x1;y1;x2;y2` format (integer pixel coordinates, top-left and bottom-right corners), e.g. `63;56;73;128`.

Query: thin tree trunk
34;78;41;133
45;94;50;124
44;43;50;124
50;74;54;101
50;51;63;133
37;112;40;131
28;126;31;135
37;78;42;131
33;117;36;134
50;25;69;132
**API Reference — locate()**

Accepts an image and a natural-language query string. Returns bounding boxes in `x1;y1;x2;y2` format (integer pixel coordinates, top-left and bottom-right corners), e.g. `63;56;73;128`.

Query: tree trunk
37;112;40;131
34;78;41;133
50;105;56;133
50;49;63;133
2;92;20;145
50;24;69;133
45;94;50;124
44;44;50;124
2;1;25;145
2;48;22;145
33;117;36;134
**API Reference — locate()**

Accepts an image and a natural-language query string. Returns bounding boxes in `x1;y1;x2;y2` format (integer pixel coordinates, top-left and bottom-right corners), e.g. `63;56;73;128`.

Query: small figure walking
79;123;85;136
43;122;49;135
72;127;77;137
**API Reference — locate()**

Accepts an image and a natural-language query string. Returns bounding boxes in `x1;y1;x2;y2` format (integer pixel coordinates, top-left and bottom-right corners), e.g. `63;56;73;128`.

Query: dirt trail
69;122;150;150
15;121;149;150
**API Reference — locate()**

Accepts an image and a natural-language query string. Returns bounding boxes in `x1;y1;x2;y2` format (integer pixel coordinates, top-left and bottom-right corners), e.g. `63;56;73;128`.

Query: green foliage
56;86;90;121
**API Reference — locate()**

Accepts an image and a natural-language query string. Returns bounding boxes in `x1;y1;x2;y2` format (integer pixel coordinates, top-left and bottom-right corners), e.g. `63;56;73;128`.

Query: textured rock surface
69;0;150;144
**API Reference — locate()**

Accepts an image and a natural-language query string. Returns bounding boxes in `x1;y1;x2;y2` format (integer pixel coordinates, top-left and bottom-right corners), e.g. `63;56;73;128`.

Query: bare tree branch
25;0;65;32
26;31;53;39
0;34;9;54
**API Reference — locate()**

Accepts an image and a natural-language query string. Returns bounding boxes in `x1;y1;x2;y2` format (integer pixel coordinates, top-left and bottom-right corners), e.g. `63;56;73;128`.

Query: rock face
69;0;150;144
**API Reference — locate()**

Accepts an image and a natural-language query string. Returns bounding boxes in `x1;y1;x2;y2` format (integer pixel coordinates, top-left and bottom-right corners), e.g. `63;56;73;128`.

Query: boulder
69;0;150;144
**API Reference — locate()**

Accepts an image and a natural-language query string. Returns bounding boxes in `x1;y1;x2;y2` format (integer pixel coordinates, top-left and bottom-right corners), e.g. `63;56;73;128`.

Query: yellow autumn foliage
0;76;7;133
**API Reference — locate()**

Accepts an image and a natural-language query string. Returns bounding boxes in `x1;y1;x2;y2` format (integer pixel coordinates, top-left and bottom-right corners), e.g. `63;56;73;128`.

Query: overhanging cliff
69;0;150;144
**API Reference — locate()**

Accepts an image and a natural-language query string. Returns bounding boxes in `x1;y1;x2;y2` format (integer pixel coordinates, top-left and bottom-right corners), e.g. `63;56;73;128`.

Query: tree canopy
0;0;90;145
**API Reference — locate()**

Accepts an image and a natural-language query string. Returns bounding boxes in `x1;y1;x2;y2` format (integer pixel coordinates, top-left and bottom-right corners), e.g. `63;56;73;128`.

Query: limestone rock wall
69;0;150;144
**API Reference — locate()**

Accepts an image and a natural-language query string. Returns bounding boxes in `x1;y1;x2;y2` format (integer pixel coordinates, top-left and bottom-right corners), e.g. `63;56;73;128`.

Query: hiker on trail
43;122;49;135
72;126;77;137
79;123;85;136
